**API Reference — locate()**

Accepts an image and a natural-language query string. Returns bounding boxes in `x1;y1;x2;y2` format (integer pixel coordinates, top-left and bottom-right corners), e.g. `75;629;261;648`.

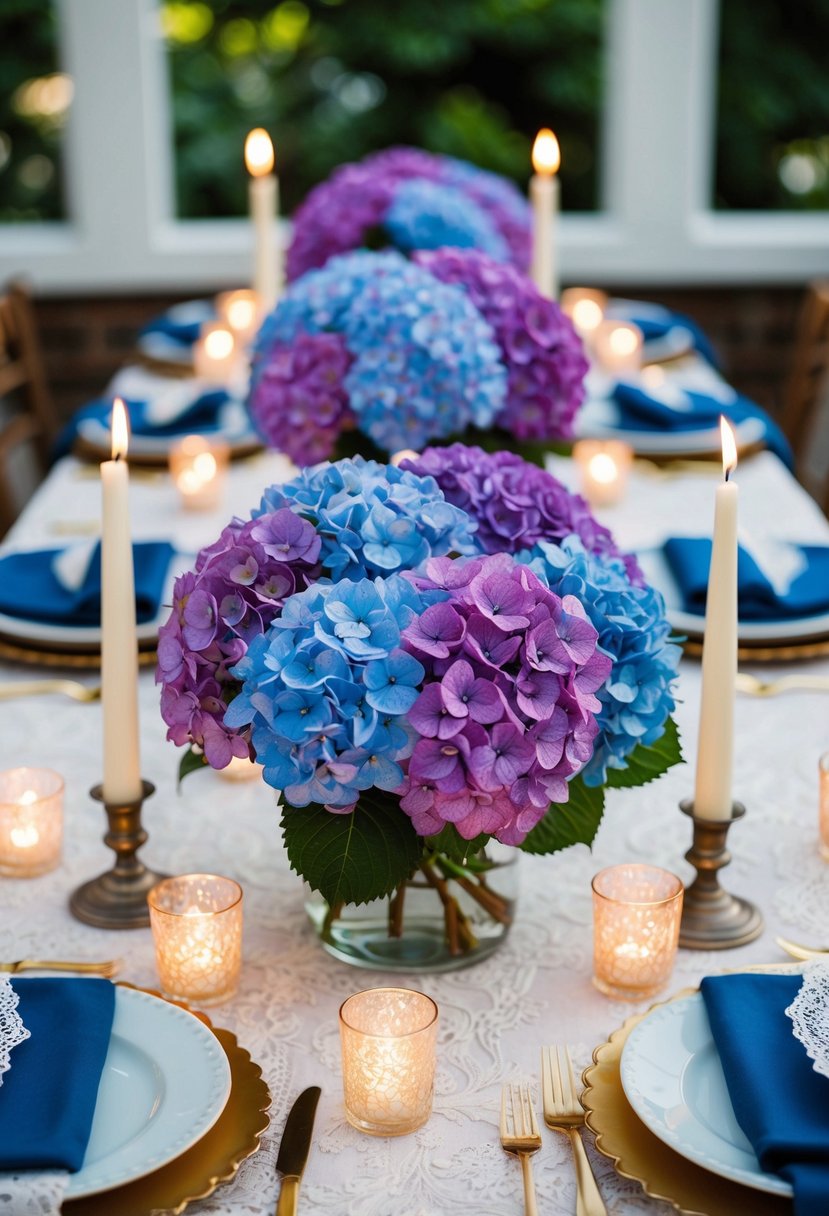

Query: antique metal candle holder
69;780;168;929
678;800;763;949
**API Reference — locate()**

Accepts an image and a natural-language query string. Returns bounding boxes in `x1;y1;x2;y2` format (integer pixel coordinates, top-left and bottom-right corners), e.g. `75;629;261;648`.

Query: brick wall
32;285;804;425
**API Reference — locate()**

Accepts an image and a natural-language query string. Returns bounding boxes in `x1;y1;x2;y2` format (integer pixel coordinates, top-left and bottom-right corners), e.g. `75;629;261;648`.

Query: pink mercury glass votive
592;864;684;1000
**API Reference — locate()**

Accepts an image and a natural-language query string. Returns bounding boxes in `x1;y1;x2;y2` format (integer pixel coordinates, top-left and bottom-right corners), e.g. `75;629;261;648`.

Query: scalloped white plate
620;992;792;1198
65;986;232;1198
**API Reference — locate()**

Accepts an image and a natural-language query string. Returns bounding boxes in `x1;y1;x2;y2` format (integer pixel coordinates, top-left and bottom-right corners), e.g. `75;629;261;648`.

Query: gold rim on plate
0;635;158;670
72;434;263;469
682;636;829;663
581;987;793;1216
63;987;271;1216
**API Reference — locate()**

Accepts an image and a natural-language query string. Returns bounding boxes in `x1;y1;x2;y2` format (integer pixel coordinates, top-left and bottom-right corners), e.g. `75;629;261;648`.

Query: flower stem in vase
388;883;406;939
434;856;513;926
419;860;478;956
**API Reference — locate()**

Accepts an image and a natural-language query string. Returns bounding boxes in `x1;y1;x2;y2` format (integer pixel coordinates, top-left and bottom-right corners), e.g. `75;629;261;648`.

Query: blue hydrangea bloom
384;179;509;261
519;536;681;786
257;455;477;582
225;575;431;810
250;250;507;456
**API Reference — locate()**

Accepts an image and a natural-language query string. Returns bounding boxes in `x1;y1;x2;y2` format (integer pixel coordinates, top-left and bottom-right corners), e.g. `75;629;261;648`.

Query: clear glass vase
304;844;518;972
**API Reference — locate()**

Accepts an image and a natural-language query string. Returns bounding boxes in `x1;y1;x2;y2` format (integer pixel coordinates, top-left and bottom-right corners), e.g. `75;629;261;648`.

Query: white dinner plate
0;556;181;650
65;986;232;1198
636;544;829;643
75;399;258;459
574;395;766;457
620;991;792;1198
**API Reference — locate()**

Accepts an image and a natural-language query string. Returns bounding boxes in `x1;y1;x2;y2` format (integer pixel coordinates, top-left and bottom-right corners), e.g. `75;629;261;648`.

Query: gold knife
275;1086;321;1215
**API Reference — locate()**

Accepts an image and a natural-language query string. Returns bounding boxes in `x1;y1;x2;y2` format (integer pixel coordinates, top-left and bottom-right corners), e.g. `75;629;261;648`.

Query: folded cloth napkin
612;382;794;468
0;978;115;1171
140;301;214;347
53;390;230;460
0;540;175;626
663;536;829;621
701;972;829;1216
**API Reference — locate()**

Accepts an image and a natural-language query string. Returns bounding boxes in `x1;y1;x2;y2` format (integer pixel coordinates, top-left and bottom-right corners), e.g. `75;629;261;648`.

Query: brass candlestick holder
69;781;168;929
678;799;763;949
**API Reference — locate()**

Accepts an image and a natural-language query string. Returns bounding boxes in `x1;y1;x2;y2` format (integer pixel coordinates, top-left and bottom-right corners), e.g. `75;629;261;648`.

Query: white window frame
1;0;828;294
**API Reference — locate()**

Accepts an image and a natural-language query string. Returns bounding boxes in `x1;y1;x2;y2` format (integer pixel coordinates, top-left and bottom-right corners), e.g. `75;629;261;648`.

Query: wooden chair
0;281;59;536
782;280;829;515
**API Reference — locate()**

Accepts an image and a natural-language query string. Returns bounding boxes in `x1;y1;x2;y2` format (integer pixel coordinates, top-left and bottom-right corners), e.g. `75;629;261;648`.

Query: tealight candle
339;987;438;1136
560;287;608;350
0;768;64;877
193;322;237;385
593;319;643;375
148;874;243;1006
819;753;829;861
217;755;263;783
572;438;633;507
216;289;262;348
390;449;420;468
169;435;229;511
592;864;683;1000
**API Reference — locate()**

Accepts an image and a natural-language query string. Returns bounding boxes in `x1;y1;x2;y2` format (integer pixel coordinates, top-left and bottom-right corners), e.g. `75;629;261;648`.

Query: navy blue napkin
0;978;115;1171
663;537;829;621
701;972;829;1216
140;301;214;347
620;308;719;367
612;382;793;468
53;391;230;460
0;541;174;626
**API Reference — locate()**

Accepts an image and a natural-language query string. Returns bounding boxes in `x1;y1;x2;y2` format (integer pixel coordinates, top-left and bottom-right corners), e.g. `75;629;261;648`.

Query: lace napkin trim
0;976;30;1087
786;960;829;1080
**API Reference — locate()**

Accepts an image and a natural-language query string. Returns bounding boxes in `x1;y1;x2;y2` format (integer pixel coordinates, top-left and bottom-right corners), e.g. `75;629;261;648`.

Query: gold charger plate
582;988;793;1216
683;636;829;663
63;987;271;1216
0;635;158;669
72;434;263;469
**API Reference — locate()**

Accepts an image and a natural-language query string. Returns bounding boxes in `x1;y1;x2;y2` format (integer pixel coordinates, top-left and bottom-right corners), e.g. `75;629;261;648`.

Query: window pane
0;0;70;222
164;0;605;219
715;0;829;211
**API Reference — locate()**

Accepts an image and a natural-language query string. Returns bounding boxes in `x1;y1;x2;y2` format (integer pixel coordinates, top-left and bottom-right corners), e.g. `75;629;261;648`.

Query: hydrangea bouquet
159;450;681;960
287;146;532;281
247;248;588;466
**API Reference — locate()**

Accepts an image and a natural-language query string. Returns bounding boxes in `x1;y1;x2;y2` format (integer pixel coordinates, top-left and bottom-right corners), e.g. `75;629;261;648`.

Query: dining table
1;385;828;1214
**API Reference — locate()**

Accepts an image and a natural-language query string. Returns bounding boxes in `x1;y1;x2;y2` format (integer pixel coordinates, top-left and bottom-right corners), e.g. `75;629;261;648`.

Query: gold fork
0;680;102;703
0;959;121;977
500;1083;541;1216
542;1045;607;1216
776;935;829;961
736;672;829;697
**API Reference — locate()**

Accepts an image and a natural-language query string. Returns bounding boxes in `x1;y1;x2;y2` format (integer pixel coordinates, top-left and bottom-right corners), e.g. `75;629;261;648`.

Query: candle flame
572;298;603;333
720;416;737;479
588;452;619;485
245;128;274;177
532;128;560;176
609;325;640;357
111;398;129;460
204;326;235;360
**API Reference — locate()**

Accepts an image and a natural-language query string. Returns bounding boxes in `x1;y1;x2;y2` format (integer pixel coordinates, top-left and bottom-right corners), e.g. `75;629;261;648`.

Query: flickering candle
560;287;608;349
192;322;237;385
593;319;643;375
530;128;560;300
148;874;243;1005
339;987;439;1136
101;399;142;805
573;438;633;507
592;864;683;1000
0;768;64;877
216;288;262;348
693;418;739;820
245;128;280;312
169;434;229;511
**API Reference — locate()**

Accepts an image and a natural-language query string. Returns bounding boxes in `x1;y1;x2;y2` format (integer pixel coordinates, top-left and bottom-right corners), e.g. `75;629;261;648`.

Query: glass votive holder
148;874;243;1006
560;287;608;348
169;434;229;511
572;438;634;507
593;319;643;375
819;752;829;861
193;321;237;384
216;755;264;782
339;987;439;1137
215;288;262;348
592;864;683;1000
0;767;64;877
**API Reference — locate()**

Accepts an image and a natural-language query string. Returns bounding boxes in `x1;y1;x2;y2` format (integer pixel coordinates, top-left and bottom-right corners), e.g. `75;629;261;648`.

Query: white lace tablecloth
1;449;828;1216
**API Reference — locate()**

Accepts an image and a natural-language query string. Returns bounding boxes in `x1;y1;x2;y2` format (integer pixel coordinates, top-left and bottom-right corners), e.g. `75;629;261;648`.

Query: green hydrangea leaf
281;788;422;907
425;825;491;865
604;716;683;790
177;746;208;789
519;776;605;855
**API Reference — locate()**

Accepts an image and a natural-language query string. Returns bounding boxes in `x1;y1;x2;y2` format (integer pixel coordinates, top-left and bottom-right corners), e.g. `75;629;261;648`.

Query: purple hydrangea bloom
415;248;588;441
287;146;531;281
156;511;321;768
403;444;644;585
397;553;612;846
